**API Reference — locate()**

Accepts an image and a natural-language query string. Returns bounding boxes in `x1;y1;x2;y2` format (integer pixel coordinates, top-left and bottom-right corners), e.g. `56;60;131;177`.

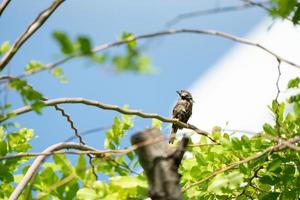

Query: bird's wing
172;102;186;118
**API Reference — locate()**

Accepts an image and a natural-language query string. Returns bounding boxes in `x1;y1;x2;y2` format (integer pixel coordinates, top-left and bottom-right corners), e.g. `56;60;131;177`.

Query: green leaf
51;67;68;83
270;0;297;18
24;60;45;74
9;79;45;114
151;118;162;129
231;137;242;150
292;4;300;24
0;163;14;183
0;41;10;55
104;114;133;149
75;155;86;179
121;32;137;48
91;54;106;64
260;175;276;185
76;188;98;200
261;192;280;200
287;77;300;88
53;154;74;176
0;126;8;156
7;129;34;152
241;135;251;149
52;31;74;54
77;36;92;55
263;123;276;135
288;93;300;103
93;181;108;197
0;137;7;156
109;176;147;198
208;172;243;194
267;159;282;172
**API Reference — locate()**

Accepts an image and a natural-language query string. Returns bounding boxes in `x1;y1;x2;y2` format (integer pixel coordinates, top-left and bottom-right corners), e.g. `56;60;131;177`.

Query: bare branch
263;134;300;152
166;1;271;26
0;0;11;16
182;136;300;192
0;150;124;161
0;0;64;71
1;97;216;142
1;27;299;82
0;132;168;162
9;142;97;200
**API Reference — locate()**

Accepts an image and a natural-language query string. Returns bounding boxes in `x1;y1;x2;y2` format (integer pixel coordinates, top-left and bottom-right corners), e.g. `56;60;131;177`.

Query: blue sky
1;0;266;151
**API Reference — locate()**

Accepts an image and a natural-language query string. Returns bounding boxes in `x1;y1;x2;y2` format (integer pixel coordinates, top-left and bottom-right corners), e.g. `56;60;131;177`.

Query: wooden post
131;128;189;200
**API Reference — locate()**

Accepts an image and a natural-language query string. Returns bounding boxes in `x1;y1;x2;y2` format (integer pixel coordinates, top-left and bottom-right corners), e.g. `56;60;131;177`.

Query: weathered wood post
131;128;189;200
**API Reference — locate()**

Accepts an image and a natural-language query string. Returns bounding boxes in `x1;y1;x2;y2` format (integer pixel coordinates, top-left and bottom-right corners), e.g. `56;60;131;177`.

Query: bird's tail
169;124;178;144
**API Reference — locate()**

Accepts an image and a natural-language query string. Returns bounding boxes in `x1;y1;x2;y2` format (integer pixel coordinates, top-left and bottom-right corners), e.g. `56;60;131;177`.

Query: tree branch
9;142;97;200
166;1;271;26
1;27;299;82
1;97;216;142
0;0;64;71
0;0;11;16
182;136;300;192
0;150;123;161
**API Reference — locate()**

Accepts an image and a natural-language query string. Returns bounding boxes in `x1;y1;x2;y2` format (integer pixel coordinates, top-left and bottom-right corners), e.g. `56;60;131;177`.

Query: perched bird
169;90;194;144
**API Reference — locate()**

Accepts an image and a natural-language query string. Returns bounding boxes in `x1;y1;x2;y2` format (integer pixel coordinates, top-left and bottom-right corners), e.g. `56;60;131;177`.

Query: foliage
1;78;300;199
270;0;300;24
1;2;300;200
52;31;153;74
9;79;45;114
179;78;300;199
0;127;34;199
0;41;10;56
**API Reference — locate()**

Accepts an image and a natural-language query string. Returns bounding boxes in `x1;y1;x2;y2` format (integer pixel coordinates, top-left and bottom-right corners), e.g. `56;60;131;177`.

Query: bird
169;90;194;144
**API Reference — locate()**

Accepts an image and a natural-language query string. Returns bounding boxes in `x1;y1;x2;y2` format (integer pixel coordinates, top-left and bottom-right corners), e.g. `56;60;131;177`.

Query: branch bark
0;0;11;16
9;142;98;200
0;0;64;71
1;97;216;142
131;128;189;200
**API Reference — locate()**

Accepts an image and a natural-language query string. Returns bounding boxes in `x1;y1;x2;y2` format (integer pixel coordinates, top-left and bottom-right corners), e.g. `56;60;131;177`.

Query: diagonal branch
1;27;299;82
182;136;300;192
166;1;271;26
9;142;97;200
0;0;11;16
0;0;64;71
0;97;216;142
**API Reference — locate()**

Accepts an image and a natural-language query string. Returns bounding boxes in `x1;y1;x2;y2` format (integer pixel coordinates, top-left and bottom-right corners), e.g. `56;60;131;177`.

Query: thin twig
182;136;300;192
166;1;271;26
44;97;98;180
1;97;216;142
274;60;281;135
0;0;11;16
1;27;299;83
0;0;64;71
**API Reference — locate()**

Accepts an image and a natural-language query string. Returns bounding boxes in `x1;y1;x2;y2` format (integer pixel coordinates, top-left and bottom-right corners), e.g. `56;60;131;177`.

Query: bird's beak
176;90;181;95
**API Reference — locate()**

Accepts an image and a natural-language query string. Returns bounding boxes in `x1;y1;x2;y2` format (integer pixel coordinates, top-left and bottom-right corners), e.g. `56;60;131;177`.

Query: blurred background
2;0;299;151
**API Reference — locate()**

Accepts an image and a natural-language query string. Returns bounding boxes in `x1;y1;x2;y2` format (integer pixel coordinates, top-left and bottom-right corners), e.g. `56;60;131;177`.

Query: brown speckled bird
169;90;194;144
